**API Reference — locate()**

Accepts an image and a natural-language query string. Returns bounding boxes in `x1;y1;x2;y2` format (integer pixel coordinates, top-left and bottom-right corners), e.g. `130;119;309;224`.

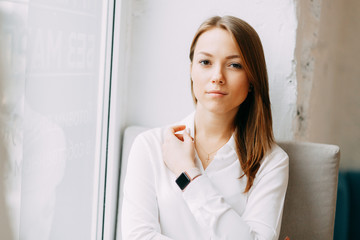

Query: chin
198;103;238;116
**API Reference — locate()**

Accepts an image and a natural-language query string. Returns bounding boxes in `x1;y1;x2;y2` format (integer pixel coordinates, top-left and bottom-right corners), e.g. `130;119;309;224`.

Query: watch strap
185;168;202;181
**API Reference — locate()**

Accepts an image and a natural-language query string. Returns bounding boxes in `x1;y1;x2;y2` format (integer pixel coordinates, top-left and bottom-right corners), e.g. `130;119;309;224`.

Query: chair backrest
117;127;340;240
278;141;340;240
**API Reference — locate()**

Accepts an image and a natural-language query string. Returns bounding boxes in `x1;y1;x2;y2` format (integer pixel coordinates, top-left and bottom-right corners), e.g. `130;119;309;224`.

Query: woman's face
191;27;250;116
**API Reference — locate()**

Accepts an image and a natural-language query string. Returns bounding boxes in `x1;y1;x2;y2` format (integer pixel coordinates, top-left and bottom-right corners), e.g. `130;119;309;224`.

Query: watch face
175;172;190;190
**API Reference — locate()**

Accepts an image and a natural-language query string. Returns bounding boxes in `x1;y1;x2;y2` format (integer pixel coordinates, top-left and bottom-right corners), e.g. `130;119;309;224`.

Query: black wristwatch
175;168;202;191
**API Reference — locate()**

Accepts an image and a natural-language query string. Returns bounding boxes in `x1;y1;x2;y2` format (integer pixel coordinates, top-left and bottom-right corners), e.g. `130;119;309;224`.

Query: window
0;0;116;239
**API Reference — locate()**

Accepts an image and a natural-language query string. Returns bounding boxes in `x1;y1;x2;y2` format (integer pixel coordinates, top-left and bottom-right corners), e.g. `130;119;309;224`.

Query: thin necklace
195;140;223;162
194;122;231;162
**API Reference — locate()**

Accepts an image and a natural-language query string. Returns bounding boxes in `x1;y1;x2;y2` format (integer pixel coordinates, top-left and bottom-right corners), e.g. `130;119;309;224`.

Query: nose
211;66;225;85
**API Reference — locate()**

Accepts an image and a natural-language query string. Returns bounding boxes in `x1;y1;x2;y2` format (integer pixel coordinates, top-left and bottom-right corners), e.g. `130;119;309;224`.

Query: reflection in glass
0;0;109;239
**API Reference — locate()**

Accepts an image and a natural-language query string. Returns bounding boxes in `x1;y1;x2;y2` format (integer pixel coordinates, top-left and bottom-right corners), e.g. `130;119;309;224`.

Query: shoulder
132;112;194;148
131;127;163;154
255;143;289;183
264;143;289;165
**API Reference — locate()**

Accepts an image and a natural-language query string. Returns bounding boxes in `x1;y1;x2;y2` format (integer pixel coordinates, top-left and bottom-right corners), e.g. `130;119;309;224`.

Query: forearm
121;202;173;240
182;175;256;239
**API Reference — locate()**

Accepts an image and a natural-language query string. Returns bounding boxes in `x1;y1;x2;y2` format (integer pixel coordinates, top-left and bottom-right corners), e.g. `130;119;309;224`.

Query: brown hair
189;16;274;192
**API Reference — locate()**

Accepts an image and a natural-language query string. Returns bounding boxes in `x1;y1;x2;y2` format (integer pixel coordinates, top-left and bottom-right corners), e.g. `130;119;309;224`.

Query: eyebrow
197;51;241;59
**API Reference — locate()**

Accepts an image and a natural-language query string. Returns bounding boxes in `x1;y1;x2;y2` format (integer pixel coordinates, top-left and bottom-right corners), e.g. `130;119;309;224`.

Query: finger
183;128;194;142
174;133;184;141
163;126;180;139
164;126;186;141
170;125;186;133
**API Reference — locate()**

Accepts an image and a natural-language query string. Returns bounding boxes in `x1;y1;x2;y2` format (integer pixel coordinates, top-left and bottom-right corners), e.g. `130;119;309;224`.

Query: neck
194;105;237;141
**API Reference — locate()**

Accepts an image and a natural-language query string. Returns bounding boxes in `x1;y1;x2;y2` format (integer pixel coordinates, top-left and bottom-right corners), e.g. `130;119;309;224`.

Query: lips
206;90;228;95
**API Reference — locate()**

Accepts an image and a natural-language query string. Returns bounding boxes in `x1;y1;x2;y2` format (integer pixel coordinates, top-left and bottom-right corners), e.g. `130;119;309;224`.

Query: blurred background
0;0;358;239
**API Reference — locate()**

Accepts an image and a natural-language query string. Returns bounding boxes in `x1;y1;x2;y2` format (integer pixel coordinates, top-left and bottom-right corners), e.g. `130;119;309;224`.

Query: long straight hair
189;16;274;192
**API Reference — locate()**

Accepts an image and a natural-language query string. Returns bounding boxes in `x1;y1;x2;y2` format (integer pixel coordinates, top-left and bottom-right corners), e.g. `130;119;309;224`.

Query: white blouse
121;112;289;240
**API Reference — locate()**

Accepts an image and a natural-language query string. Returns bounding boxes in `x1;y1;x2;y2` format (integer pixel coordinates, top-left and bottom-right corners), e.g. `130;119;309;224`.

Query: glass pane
0;0;111;239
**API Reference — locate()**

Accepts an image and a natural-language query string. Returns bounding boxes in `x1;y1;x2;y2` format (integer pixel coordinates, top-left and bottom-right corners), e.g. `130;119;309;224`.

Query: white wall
296;0;360;169
123;0;298;140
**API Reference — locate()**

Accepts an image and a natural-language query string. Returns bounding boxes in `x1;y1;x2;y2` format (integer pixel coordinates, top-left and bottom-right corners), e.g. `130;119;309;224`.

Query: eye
229;63;243;69
199;60;211;65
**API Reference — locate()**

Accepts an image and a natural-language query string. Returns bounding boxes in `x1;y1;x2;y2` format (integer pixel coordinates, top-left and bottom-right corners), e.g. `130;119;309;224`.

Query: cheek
232;77;250;101
238;81;250;93
192;78;202;99
191;67;205;97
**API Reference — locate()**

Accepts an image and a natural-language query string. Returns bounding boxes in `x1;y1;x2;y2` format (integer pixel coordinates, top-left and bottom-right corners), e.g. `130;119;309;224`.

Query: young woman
122;16;289;240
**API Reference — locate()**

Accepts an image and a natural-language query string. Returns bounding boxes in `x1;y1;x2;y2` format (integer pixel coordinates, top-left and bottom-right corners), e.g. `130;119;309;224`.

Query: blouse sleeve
182;149;289;240
121;134;174;240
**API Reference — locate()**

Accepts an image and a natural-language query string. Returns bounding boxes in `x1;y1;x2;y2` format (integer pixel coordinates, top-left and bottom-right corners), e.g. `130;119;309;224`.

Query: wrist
175;167;202;191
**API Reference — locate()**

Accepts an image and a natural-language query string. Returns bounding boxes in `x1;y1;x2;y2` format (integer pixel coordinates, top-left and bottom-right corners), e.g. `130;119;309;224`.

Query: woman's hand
162;125;196;177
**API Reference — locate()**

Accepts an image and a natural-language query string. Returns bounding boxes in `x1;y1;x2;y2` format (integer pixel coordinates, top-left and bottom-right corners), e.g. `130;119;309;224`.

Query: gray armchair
278;141;340;239
117;127;340;239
